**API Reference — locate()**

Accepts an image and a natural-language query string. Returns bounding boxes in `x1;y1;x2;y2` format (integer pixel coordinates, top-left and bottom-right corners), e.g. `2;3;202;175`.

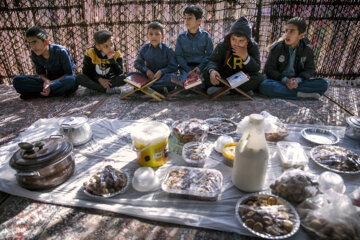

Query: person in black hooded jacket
204;16;263;95
259;17;328;99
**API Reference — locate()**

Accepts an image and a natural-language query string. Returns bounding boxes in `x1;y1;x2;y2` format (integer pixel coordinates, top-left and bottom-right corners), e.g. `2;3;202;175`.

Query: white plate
310;145;360;174
301;128;339;145
235;192;300;239
83;171;130;199
205;118;237;135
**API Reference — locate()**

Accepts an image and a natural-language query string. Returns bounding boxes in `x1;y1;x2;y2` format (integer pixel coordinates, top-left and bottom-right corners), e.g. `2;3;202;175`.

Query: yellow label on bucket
134;138;169;168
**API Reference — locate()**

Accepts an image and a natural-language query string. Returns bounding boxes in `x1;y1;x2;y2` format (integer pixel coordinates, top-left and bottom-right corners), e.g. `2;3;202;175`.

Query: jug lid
61;116;88;128
249;114;264;124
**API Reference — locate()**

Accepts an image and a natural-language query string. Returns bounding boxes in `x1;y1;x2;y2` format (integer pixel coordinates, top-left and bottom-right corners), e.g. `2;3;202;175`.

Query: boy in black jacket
259;17;328;99
205;16;263;95
76;30;133;94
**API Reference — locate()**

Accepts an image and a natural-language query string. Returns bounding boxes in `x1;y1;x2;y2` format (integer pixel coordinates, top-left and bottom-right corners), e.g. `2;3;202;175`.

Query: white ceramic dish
301;128;339;145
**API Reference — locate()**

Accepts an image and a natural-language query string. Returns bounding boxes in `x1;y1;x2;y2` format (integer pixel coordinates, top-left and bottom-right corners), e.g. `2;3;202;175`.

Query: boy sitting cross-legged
76;30;133;95
128;21;178;94
174;5;213;85
204;16;263;95
259;17;328;99
13;26;78;99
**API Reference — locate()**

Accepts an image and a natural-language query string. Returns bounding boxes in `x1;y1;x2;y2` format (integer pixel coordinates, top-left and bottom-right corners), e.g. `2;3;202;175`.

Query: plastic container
182;142;209;168
318;171;346;194
214;135;234;153
171;119;209;144
277;141;308;169
222;143;237;167
233;114;269;192
132;167;160;192
161;166;223;201
131;121;170;168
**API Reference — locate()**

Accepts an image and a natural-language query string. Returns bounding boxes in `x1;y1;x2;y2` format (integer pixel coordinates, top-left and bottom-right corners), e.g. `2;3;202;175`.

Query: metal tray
235;192;300;239
83;170;130;199
205;118;237;135
301;128;339;145
309;145;360;174
161;166;223;201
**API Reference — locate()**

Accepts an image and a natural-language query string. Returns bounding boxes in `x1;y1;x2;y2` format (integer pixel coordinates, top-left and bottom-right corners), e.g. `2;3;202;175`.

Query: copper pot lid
347;116;360;128
10;136;73;171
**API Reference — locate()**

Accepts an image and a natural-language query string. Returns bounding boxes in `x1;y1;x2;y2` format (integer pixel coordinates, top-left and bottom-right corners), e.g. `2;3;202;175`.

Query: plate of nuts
83;165;130;198
182;141;210;167
235;193;300;239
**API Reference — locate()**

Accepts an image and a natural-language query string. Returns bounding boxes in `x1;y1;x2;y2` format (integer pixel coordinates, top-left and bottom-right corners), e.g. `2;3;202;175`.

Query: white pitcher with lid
232;114;269;192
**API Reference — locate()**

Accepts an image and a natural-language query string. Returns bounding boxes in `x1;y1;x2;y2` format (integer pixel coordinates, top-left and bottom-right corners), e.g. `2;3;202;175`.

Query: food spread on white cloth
0;118;359;239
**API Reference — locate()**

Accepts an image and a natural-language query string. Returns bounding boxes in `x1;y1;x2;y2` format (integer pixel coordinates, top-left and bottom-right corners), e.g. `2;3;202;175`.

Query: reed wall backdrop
0;0;359;84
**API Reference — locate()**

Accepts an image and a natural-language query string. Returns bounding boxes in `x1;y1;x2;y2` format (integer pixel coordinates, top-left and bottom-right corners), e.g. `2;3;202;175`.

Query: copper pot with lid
9;135;75;190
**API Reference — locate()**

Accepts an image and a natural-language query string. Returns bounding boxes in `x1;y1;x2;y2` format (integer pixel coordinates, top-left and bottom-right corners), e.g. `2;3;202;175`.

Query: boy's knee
12;75;28;89
259;79;276;95
13;75;25;85
320;78;329;91
61;76;77;85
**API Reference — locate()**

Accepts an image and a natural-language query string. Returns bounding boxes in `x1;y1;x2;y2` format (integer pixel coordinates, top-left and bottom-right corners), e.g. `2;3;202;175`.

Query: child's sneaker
106;86;122;94
206;86;223;95
84;88;98;95
119;84;134;97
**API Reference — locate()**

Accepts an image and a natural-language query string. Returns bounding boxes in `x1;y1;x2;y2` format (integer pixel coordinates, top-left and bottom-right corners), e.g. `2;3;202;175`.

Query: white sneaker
297;92;321;99
119;84;134;97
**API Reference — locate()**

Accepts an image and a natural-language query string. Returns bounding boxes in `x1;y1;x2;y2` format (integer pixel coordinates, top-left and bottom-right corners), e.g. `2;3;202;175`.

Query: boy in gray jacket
205;16;263;94
259;17;328;99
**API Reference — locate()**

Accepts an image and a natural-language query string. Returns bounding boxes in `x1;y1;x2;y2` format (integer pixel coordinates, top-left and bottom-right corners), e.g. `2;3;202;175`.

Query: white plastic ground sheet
0;118;359;239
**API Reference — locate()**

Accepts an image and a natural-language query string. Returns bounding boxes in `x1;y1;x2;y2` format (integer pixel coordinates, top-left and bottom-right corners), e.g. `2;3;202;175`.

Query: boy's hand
41;79;51;96
99;77;112;89
188;67;201;76
153;70;162;81
107;51;116;59
146;70;154;81
232;46;248;60
210;70;221;85
286;78;298;90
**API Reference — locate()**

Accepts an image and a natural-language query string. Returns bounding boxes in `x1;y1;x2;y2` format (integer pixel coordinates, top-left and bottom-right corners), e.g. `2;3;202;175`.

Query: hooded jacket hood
225;16;252;43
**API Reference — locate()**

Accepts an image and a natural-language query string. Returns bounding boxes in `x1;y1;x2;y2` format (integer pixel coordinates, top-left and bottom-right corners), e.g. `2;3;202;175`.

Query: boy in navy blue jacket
259;17;328;99
205;16;263;95
129;22;178;93
175;5;213;83
13;26;78;99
